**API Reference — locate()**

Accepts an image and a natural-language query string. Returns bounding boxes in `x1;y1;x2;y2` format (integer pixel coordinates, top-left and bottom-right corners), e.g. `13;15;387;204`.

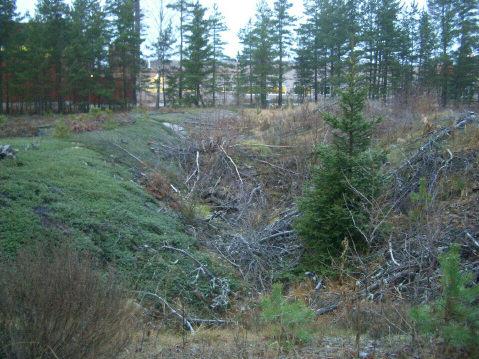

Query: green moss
0;114;238;313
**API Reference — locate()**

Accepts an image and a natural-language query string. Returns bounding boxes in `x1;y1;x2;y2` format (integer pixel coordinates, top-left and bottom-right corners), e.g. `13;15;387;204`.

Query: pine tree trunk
162;65;167;107
179;6;184;101
0;56;3;114
133;0;141;106
278;42;283;107
5;79;10;114
156;70;160;109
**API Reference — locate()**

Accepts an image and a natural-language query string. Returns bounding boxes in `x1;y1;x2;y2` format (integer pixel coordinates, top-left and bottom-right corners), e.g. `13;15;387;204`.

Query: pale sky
16;0;423;58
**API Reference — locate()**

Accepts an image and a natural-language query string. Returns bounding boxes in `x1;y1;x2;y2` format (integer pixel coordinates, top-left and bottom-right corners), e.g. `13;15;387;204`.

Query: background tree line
1;0;478;114
240;0;478;107
0;0;143;114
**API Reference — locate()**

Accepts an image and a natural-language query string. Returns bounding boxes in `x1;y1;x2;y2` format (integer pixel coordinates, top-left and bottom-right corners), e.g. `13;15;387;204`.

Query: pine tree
167;0;192;101
376;0;402;100
234;52;244;106
209;3;227;106
0;0;16;114
260;283;315;348
359;0;402;100
183;0;211;106
65;0;110;111
14;19;46;113
251;0;275;108
453;0;479;102
238;20;255;105
360;0;380;99
393;2;419;101
322;0;352;96
107;0;143;109
294;28;314;102
272;0;295;107
153;0;175;108
219;66;232;105
36;0;70;112
417;10;437;91
428;0;457;106
302;0;325;101
132;0;141;106
165;66;180;106
295;54;383;270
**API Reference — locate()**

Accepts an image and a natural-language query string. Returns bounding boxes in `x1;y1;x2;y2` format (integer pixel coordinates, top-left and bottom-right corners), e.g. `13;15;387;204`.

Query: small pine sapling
295;54;384;270
409;177;432;222
411;245;479;357
260;283;315;350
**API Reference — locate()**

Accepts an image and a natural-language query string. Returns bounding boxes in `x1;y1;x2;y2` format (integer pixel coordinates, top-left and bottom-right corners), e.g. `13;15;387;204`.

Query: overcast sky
16;0;422;58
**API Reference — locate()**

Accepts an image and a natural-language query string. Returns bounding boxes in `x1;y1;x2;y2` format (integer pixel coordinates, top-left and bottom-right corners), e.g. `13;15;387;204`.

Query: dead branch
187;317;233;325
219;143;243;186
159;245;214;279
113;143;146;166
316;302;340;316
138;291;195;333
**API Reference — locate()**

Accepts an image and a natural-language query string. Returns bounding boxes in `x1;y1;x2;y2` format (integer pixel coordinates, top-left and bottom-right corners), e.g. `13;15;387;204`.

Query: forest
0;0;477;113
0;0;479;358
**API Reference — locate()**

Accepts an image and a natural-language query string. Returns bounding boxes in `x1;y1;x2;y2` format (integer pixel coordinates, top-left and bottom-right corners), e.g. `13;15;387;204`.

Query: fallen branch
257;159;299;175
188;317;233;325
219;143;243;186
258;230;295;243
316;302;339;316
160;245;214;279
466;231;479;248
389;236;401;266
234;143;295;149
137;291;195;333
395;112;477;175
112;143;147;166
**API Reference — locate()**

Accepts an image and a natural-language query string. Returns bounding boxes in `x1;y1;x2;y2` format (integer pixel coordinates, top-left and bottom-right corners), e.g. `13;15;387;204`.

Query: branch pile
147;111;310;290
212;208;302;290
391;111;478;203
353;112;479;303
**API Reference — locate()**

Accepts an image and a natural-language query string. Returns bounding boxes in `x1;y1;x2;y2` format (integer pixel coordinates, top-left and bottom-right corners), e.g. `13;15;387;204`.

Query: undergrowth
0;113;237;314
260;283;315;350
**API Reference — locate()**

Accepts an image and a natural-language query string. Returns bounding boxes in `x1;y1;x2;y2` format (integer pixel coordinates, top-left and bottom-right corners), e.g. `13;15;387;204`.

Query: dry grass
0;111;135;139
0;116;48;137
125;313;415;359
448;123;479;152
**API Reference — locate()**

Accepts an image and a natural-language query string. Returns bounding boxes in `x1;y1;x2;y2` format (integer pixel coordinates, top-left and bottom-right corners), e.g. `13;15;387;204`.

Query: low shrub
53;119;71;138
90;107;110;114
144;171;175;202
0;243;135;359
